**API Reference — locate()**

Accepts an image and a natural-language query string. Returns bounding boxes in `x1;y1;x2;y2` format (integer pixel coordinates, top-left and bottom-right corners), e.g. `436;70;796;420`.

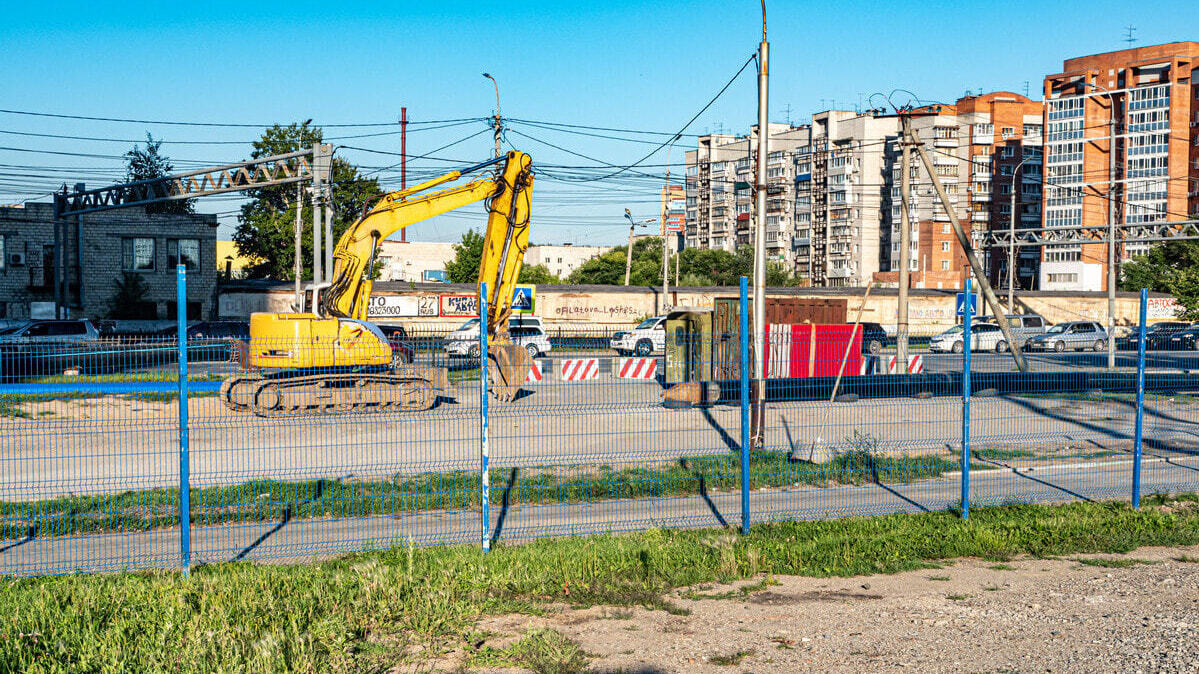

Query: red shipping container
762;324;862;378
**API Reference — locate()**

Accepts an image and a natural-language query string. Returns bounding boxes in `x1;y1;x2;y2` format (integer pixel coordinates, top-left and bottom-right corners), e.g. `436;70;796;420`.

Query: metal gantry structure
982;220;1199;247
48;145;335;317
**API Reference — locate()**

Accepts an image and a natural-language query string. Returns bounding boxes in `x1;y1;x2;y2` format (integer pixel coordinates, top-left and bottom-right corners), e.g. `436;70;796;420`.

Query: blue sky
2;1;1196;245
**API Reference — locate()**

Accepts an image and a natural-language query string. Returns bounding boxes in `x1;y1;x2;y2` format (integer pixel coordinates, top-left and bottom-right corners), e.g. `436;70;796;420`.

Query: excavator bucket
487;343;533;402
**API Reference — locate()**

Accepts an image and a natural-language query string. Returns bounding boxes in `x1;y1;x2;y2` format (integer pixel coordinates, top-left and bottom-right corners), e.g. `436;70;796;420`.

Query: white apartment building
793;111;899;287
524;244;613;280
376;241;456;282
684;123;808;265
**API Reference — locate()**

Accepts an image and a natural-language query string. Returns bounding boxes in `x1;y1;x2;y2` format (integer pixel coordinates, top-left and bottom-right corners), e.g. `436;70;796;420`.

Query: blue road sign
955;292;978;317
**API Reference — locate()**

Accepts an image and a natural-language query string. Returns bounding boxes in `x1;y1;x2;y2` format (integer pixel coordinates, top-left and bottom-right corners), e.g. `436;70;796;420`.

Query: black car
1132;321;1192;350
1164;325;1199;351
854;322;888;355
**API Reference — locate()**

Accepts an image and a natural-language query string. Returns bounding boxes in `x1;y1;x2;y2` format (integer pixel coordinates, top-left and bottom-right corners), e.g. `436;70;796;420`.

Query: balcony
972;212;990;222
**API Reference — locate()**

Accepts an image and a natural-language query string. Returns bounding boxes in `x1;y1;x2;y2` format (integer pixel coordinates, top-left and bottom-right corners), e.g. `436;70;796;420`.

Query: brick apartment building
0;202;218;322
1042;42;1199;291
875;92;1045;291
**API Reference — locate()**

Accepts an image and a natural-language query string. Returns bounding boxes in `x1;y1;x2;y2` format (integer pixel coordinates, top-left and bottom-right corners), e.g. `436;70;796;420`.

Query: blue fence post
961;277;972;520
739;276;751;535
478;282;490;553
176;264;191;574
1133;288;1147;509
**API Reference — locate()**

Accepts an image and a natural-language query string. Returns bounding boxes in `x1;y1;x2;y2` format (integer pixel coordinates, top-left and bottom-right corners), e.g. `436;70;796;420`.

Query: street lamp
622;210;654;286
1007;149;1039;311
664;134;682;310
1079;81;1119;369
483;73;501;158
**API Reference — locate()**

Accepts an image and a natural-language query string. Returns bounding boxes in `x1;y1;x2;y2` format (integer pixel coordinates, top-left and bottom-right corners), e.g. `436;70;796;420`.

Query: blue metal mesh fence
2;273;1197;577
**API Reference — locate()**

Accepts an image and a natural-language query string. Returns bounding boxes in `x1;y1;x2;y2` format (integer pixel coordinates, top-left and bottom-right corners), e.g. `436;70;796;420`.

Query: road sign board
955;292;978;317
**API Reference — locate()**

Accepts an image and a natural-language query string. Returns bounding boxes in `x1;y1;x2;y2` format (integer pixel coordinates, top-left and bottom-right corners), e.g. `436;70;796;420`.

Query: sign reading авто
439;285;536;317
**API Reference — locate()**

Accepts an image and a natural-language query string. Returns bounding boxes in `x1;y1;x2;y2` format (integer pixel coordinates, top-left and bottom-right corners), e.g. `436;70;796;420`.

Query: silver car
1026;321;1108;352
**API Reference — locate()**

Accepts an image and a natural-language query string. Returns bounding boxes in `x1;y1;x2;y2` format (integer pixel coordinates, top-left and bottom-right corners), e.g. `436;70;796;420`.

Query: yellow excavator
220;150;535;416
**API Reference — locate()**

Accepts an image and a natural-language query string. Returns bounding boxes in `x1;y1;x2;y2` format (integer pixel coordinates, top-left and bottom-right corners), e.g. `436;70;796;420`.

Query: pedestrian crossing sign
511;285;536;314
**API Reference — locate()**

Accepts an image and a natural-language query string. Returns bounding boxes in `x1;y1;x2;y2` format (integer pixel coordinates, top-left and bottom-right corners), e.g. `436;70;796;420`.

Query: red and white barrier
559;358;600;381
615;357;657;379
524;359;543;383
886;355;924;374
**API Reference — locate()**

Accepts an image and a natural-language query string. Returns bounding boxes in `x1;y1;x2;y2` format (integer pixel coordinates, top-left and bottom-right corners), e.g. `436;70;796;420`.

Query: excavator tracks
220;367;446;417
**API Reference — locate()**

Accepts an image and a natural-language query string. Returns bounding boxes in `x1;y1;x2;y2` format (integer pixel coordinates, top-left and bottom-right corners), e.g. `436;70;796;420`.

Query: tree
568;237;799;287
444;229;484;283
106;272;154;319
232;122;383;280
124;133;194;215
1120;240;1199;319
518;264;561;284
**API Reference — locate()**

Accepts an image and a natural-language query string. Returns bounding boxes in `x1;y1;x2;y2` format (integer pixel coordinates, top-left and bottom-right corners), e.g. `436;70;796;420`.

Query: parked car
444;324;552;359
1129;321;1192;350
0;319;99;343
928;323;1005;353
977;314;1048;349
853;322;888;355
1025;321;1108;352
1165;325;1199;351
149;321;251;363
445;316;543;343
372;323;416;364
610;316;667;356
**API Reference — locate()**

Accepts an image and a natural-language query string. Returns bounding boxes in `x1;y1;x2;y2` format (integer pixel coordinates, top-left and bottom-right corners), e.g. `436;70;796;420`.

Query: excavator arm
321;151;534;324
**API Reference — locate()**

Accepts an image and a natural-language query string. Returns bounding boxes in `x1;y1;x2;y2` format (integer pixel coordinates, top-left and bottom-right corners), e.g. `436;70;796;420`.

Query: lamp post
483;73;501;158
752;0;769;445
664;134;682;311
1007;151;1037;312
1079;81;1119;370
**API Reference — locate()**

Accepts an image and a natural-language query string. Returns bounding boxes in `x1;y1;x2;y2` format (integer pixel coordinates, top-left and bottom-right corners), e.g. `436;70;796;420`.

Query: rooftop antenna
1023;81;1030;98
783;103;792;125
1124;25;1137;46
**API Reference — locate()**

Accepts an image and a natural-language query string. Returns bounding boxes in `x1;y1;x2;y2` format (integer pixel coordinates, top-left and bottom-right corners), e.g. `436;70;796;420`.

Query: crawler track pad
487;344;533;402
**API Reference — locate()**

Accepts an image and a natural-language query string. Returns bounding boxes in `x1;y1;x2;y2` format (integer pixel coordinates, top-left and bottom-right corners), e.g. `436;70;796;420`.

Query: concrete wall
217;281;1176;335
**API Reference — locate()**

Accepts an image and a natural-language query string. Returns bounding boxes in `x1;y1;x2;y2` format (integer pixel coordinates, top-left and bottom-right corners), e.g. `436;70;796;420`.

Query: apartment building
875;93;1044;291
1041;42;1199;291
524;244;613;280
684;123;808;265
793;111;899;286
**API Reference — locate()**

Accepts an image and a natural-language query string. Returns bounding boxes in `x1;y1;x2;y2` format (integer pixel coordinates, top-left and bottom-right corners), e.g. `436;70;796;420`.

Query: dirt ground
442;544;1199;673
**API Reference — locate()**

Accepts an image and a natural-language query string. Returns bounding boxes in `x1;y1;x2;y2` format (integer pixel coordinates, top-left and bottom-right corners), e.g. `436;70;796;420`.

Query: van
977;314;1047;349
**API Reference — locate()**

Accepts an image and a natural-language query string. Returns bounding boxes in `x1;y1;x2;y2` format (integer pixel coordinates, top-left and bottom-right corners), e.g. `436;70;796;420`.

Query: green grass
709;649;753;666
1072;557;1159;568
0;450;964;540
470;628;589;673
989;563;1016;571
2;496;1198;672
971;447;1036;461
23;372;225;384
946;593;970;601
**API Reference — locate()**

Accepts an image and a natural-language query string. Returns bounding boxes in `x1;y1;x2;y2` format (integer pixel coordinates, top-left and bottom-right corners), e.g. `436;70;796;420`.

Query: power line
0;108;482;128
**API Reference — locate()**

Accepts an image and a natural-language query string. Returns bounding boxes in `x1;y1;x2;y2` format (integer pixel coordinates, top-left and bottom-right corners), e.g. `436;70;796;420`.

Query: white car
445;316;543;343
928;323;1006;353
445;321;551;359
610;316;667;356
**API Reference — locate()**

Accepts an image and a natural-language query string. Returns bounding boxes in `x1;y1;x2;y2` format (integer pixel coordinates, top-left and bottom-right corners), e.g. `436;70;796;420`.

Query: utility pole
1081;81;1119;369
484;73;502;159
910;127;1028;371
752;1;769;445
294;181;303;309
624;209;636;286
400;106;408;242
897;115;914;367
664;135;681;312
312;143;322;285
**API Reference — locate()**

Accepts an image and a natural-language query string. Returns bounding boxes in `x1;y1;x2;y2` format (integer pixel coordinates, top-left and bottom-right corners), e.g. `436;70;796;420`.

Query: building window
122;237;156;271
0;235;5;270
942;224;950;234
1048;273;1079;284
167;238;200;271
1001;126;1015;139
941;242;951;252
941;260;950;270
